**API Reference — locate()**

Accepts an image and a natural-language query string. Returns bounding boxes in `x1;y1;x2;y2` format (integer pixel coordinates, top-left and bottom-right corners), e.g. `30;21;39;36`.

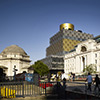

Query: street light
13;65;18;81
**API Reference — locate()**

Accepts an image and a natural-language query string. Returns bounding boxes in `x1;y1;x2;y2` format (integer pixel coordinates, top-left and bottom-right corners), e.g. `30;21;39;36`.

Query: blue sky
0;0;100;63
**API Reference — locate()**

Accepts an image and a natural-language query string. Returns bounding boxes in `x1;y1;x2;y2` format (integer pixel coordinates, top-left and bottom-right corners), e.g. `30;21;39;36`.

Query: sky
0;0;100;63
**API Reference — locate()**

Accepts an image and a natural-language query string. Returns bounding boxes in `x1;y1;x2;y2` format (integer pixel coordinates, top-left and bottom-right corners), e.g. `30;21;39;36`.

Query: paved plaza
2;95;46;100
1;81;100;100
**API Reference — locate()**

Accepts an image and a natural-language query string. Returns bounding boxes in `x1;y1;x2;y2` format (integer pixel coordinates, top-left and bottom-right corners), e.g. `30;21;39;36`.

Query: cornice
0;58;31;62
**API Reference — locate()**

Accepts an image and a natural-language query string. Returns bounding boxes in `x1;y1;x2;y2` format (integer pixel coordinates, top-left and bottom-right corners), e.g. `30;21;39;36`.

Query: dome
1;45;27;55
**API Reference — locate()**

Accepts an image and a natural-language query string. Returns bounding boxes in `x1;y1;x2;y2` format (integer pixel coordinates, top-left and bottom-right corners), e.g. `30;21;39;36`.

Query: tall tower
46;23;93;56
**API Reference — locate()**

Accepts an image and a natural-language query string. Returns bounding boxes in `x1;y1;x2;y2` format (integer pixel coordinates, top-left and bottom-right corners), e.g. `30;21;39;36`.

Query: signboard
25;73;33;82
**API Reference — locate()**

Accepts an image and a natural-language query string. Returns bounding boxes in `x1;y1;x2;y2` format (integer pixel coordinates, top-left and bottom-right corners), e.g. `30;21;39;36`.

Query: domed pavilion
0;45;32;76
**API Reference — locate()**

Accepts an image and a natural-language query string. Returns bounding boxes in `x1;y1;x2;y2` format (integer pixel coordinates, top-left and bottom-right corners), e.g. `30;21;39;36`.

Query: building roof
93;35;100;43
1;45;27;55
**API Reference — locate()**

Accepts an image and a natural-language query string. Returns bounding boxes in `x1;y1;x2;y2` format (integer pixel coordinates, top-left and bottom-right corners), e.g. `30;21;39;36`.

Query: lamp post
13;65;18;81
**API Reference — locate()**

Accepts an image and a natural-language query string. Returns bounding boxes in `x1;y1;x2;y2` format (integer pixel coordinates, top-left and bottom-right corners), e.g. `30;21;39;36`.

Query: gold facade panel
63;39;81;51
47;38;81;56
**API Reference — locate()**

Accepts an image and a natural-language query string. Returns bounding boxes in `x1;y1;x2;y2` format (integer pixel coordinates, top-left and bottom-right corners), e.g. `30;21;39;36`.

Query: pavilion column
84;55;87;67
80;56;83;72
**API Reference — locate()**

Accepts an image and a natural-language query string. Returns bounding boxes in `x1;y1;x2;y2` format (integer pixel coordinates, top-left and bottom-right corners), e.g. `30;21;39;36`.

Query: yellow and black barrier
0;87;16;98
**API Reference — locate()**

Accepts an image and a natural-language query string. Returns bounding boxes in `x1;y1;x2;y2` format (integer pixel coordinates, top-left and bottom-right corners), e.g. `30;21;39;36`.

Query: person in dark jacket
93;74;100;91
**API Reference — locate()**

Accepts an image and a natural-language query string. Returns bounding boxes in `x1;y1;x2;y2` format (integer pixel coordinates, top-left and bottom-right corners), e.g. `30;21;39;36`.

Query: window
95;60;97;64
81;46;87;52
95;66;97;71
95;53;97;58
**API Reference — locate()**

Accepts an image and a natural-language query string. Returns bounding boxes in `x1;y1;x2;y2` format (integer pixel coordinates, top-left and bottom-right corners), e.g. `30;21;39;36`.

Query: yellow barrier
0;87;16;98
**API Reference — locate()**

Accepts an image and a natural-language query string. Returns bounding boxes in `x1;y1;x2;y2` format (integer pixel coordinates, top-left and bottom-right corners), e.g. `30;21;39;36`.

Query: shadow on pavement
45;82;66;100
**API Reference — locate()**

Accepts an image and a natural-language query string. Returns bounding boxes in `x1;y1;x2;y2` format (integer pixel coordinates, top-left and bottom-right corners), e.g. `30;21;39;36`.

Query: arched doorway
81;46;87;72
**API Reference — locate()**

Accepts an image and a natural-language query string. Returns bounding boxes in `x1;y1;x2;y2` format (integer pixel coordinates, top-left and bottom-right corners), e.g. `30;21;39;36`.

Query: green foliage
83;64;96;75
31;61;49;76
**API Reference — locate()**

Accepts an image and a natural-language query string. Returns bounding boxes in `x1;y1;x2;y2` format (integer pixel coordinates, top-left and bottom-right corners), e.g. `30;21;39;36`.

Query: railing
0;81;46;98
0;81;100;99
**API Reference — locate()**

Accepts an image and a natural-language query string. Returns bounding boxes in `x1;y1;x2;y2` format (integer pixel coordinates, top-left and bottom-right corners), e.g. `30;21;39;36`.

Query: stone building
64;36;100;78
0;45;32;76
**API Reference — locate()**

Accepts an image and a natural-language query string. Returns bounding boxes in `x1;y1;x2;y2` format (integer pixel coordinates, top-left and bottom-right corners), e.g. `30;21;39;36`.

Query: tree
31;61;49;76
83;64;96;75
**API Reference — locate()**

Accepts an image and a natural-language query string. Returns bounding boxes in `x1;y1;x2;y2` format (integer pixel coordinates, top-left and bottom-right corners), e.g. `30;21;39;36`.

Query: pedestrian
72;73;75;81
69;74;72;81
63;77;66;87
86;73;92;92
93;74;100;92
61;72;66;81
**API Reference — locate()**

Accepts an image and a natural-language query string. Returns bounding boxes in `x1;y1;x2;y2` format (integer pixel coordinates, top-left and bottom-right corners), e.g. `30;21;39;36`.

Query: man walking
86;73;92;92
93;74;100;92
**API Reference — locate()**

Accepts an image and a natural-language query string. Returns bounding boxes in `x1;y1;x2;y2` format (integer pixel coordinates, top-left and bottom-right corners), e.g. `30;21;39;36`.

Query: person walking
72;73;75;81
93;74;100;92
86;73;92;92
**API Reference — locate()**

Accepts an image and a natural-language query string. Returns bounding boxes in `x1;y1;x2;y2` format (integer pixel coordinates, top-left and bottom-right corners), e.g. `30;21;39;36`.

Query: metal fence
0;81;100;99
0;81;66;99
0;81;46;98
